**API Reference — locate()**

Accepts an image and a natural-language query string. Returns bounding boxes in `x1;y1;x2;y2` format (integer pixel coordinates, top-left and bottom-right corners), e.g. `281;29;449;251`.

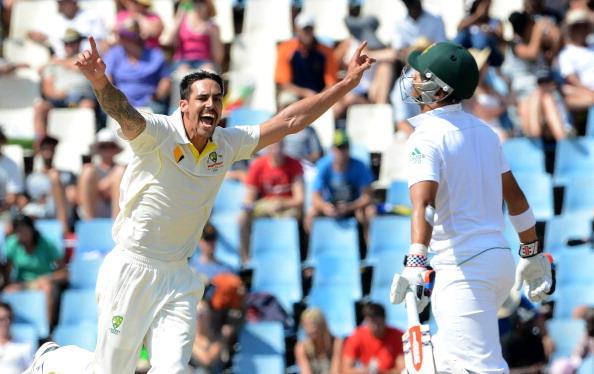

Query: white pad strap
509;208;536;233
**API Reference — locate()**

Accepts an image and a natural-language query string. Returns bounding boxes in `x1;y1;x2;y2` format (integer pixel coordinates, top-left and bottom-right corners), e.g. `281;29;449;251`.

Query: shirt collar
408;103;462;128
171;108;191;144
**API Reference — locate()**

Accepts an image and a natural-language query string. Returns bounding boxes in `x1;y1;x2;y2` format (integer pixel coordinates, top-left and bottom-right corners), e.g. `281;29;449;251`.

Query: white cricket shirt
407;104;510;266
113;109;259;261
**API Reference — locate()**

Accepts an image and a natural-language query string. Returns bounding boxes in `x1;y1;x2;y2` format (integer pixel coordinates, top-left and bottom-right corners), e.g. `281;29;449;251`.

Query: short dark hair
179;70;224;100
509;11;531;37
362;302;385;320
0;301;13;320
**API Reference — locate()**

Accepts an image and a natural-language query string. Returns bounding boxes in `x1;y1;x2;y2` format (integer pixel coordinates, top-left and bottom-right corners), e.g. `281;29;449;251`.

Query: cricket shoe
23;341;60;374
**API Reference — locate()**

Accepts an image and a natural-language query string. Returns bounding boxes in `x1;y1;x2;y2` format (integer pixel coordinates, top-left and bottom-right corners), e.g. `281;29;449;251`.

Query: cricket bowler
24;36;374;374
389;42;555;373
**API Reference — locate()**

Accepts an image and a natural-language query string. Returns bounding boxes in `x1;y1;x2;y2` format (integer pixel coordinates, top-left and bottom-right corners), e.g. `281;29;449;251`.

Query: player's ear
179;99;189;113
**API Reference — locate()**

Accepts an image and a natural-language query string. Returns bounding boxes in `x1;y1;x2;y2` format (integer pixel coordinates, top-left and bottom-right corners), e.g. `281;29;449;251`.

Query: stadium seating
376;138;408;188
587;106;594;138
544;213;592;255
1;291;49;338
502;138;546;175
361;0;407;45
311;253;362;300
307;287;356;338
546;318;585;361
579;356;594;374
35;219;64;255
53;322;98;352
307;217;360;262
0;72;40;109
74;218;115;258
302;0;349;42
554;138;594;186
213;179;246;216
553;285;594;318
239;321;286;355
349;142;371;167
210;213;241;269
10;322;39;345
213;0;235;44
310;109;336;151
78;0;116;30
0;107;35;140
251;252;302;314
346;104;395;153
385;180;410;208
2;39;51;70
556;248;594;287
58;289;98;325
68;257;103;290
233;353;285;374
3;144;25;172
250;218;299;260
242;0;292;42
227;108;273;128
366;215;410;263
513;173;554;221
562;175;594;217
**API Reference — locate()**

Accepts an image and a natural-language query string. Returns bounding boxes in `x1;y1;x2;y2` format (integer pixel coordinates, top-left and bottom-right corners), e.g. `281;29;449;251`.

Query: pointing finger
352;41;368;60
89;36;98;55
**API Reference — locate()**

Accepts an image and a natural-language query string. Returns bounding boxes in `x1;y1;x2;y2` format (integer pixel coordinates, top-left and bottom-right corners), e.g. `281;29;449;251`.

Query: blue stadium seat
69;257;103;289
586;106;594;138
514;173;554;221
1;291;49;338
350;142;371;167
53;322;97;351
250;217;299;261
578;355;594;374
366;216;410;263
562;176;594;216
210;213;241;269
232;354;285;374
251;254;302;314
308;287;356;338
546;318;585;361
311;254;362;300
554;138;594;185
386;180;411;207
544;213;592;255
553;285;594;318
35;219;64;255
369;252;408;330
307;217;359;262
74;218;114;258
227;108;273;127
502;138;545;174
239;321;285;355
213;180;246;216
556;248;594;287
11;322;38;344
58;289;98;325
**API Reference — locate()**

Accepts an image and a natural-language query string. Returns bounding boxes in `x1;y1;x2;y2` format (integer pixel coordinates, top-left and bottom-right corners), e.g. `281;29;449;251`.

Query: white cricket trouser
431;248;515;374
42;247;205;374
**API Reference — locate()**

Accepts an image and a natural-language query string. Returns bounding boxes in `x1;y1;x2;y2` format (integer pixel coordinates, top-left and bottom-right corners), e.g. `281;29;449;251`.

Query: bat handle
405;289;420;326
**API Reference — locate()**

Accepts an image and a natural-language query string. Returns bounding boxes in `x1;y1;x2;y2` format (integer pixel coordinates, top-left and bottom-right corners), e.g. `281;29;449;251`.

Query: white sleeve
6;160;24;194
499;142;511;174
116;111;170;155
223;126;261;161
407;134;441;187
558;49;574;78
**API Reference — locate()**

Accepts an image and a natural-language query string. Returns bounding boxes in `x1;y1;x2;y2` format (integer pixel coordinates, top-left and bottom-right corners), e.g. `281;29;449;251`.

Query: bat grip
405;289;420;326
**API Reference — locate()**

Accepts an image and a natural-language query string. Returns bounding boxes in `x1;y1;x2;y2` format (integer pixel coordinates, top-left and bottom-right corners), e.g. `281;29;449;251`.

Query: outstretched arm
255;41;375;152
75;36;146;140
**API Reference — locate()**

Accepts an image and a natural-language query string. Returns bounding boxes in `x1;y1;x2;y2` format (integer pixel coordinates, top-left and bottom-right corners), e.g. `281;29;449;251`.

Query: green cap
332;129;350;148
407;42;479;100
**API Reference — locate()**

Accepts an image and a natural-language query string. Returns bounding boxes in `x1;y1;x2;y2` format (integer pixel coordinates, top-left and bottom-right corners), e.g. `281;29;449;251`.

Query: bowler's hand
75;36;108;89
345;41;376;86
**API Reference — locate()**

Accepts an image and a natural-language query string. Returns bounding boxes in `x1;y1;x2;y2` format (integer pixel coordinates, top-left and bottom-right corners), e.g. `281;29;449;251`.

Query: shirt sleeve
558;49;574;78
342;332;360;360
499;141;511;174
355;161;374;188
407;133;441;187
116;111;171;155
5;158;24;194
225;126;261;162
244;159;261;188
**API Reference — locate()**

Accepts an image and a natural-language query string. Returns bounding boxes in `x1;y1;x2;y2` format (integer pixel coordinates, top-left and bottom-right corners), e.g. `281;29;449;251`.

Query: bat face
402;324;436;374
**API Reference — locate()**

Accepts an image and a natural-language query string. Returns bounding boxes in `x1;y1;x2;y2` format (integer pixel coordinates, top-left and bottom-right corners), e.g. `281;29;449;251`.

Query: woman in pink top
167;0;224;73
116;0;164;49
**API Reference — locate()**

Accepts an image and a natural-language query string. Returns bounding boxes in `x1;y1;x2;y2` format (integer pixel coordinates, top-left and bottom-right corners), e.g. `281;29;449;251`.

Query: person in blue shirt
189;222;234;281
304;129;376;244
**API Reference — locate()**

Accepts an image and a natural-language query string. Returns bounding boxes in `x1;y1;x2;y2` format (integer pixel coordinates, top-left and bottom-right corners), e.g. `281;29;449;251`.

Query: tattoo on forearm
94;83;145;137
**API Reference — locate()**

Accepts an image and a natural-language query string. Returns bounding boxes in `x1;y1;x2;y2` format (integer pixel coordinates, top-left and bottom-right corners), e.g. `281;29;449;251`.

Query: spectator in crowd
305;130;375;244
282;126;323;166
524;0;563;24
168;0;224;74
104;19;172;114
500;299;548;373
275;12;339;106
189;222;234;281
454;0;504;67
295;307;343;374
77;128;124;220
22;136;71;233
559;9;594;111
0;58;28;76
1;215;67;326
342;302;404;373
389;0;447;137
550;307;594;374
0;302;35;374
506;10;570;140
239;140;304;264
189;300;229;373
115;0;164;49
465;48;509;142
0;128;24;219
27;0;108;58
33;28;96;142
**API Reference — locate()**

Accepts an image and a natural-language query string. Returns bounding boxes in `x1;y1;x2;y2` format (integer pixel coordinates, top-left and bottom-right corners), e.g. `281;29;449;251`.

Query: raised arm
255;41;375;152
75;36;146;140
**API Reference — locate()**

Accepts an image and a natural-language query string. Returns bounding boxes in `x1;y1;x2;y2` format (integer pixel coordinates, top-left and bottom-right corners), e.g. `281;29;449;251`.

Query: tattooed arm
76;36;146;140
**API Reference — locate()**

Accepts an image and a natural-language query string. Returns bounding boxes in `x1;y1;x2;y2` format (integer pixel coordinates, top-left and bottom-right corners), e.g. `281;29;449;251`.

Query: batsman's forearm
411;204;432;247
93;79;145;139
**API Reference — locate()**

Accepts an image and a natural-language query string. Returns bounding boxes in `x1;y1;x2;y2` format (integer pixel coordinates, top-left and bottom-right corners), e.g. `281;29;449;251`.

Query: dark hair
0;301;12;320
508;11;531;37
362;302;385;320
12;214;40;245
179;70;224;100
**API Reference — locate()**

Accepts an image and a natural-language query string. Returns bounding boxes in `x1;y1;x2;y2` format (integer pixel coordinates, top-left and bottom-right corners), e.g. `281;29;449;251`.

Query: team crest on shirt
110;315;124;335
173;145;185;163
409;147;426;164
206;151;224;172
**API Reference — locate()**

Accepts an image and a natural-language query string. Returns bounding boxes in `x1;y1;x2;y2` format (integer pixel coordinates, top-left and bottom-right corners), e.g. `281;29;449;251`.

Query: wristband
409;243;428;256
404;254;428;267
510;208;536;233
519;240;542;258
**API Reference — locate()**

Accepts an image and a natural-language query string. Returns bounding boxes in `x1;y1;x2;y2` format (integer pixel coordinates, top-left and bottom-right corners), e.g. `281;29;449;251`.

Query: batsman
390;42;555;374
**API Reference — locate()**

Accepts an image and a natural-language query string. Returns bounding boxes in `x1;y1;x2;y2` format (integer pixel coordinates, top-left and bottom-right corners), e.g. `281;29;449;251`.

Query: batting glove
390;246;431;312
513;240;555;302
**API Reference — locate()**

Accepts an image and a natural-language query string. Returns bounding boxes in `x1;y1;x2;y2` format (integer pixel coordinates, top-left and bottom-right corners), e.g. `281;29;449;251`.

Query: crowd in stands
0;0;593;373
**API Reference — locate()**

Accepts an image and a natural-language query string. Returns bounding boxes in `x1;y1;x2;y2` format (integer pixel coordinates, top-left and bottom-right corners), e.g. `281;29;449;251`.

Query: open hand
75;36;108;89
345;41;376;86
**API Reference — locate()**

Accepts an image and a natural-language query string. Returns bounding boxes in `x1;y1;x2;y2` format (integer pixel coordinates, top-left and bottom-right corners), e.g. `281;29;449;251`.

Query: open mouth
199;112;216;127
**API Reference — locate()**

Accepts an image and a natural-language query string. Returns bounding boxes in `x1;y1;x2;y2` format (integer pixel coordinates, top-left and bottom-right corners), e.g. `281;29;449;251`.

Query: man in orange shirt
275;12;339;104
342;303;405;373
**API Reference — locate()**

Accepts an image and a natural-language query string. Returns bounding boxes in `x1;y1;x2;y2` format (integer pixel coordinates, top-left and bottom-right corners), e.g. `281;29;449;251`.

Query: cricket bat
402;289;437;374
